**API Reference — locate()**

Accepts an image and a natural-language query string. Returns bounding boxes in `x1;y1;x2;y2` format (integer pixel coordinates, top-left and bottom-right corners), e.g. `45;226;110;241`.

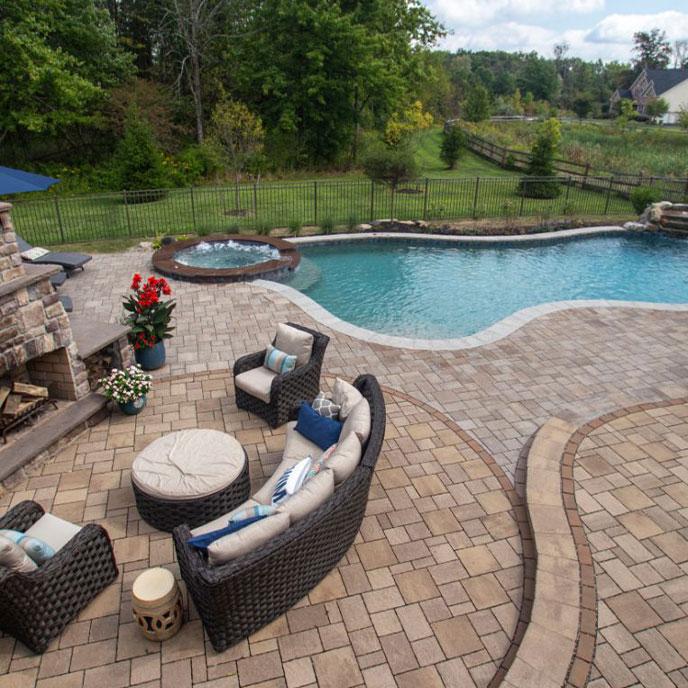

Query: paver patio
572;401;688;688
0;246;687;686
0;373;526;687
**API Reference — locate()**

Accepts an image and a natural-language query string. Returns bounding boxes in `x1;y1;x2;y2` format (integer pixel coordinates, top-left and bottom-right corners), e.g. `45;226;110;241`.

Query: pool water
282;233;688;339
175;240;280;269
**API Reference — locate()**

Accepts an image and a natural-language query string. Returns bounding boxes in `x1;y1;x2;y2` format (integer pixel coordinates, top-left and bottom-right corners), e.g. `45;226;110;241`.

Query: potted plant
123;274;176;370
99;365;153;415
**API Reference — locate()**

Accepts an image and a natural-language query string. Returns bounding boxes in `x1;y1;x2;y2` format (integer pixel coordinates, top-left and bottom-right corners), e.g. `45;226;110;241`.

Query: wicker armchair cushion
207;512;290;565
132;429;246;500
275;323;314;368
253;458;300;505
325;432;363;484
276;469;334;523
0;534;37;572
26;513;82;552
190;498;261;537
235;366;277;403
341;399;372;445
333;378;364;418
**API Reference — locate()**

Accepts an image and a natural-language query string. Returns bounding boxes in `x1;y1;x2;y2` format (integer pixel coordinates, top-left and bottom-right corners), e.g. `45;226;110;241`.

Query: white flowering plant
98;365;153;404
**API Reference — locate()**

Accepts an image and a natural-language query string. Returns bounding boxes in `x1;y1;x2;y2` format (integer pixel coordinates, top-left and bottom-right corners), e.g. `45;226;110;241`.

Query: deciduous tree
632;29;672;70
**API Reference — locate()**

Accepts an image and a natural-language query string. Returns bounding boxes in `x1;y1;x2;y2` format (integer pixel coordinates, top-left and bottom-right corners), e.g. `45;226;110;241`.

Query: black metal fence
7;175;652;246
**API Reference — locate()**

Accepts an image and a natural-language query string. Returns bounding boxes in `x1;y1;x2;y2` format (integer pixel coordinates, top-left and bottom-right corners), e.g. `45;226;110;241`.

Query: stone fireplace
0;202;89;400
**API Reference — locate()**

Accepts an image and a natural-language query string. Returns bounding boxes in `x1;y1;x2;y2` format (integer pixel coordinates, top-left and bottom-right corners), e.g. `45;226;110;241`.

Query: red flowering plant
123;274;176;350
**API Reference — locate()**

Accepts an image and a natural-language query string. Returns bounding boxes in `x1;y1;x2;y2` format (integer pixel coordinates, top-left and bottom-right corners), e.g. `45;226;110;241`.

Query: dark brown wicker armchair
174;374;386;652
0;501;118;654
233;322;330;428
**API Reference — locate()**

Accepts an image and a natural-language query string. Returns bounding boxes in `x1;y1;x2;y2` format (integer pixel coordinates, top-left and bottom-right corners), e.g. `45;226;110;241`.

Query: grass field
466;120;688;178
8;127;634;245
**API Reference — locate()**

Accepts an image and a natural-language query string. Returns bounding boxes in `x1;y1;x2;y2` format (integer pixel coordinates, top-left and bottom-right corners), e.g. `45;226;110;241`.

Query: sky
422;0;688;63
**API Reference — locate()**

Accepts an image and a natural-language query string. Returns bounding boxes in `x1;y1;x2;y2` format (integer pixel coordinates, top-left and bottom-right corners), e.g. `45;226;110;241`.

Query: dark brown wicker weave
174;374;385;652
0;501;118;654
233;322;330;428
133;449;251;532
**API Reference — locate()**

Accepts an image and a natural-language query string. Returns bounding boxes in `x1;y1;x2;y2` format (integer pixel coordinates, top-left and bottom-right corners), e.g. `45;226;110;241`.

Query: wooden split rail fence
446;121;688;203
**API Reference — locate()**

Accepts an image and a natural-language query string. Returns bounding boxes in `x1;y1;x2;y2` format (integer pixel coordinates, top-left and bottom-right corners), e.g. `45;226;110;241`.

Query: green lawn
9;127;633;245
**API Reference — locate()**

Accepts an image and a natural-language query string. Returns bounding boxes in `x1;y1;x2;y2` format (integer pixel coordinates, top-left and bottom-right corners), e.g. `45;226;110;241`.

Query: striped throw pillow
272;456;312;505
264;345;297;374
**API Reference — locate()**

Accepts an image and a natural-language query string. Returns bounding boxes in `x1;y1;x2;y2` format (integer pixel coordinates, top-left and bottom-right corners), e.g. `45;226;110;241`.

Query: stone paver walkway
572;401;688;688
1;373;526;688
63;249;688;481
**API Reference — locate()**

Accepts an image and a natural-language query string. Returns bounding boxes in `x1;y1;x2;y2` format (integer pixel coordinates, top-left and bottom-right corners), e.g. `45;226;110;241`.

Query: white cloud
586;11;688;44
432;8;688;62
427;0;604;28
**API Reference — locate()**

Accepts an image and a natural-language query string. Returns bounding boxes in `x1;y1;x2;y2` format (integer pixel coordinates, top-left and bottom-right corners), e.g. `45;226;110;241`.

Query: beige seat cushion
235;366;277;403
26;513;82;552
282;422;324;463
341;399;371;445
275;324;314;368
253;457;299;505
325;433;362;484
190;498;262;537
207;512;290;565
333;378;364;418
132;429;245;501
277;469;334;523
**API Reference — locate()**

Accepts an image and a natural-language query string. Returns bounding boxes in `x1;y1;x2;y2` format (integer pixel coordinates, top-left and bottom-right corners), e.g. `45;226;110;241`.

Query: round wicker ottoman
132;567;183;641
132;429;250;532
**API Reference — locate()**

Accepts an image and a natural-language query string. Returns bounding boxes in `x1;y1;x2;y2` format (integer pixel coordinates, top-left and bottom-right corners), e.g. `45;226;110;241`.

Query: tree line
1;1;682;193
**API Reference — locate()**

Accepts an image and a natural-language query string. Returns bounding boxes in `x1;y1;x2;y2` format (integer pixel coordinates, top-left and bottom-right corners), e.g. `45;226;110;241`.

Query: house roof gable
643;68;688;95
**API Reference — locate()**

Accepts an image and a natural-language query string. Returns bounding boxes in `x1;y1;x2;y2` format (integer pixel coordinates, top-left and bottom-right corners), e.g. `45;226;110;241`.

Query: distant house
610;67;688;124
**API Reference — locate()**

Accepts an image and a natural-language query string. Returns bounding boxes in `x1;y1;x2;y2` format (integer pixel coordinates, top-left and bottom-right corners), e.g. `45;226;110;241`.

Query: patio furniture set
0;322;386;654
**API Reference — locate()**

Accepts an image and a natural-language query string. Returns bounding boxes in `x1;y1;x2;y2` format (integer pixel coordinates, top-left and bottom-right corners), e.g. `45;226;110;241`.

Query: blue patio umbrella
0;166;60;195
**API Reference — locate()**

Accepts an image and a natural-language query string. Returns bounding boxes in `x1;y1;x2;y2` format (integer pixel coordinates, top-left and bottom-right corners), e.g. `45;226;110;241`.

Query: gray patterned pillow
312;392;341;420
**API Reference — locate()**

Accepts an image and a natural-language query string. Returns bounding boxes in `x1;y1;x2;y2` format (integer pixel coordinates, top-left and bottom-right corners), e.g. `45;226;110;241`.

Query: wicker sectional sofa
173;373;386;652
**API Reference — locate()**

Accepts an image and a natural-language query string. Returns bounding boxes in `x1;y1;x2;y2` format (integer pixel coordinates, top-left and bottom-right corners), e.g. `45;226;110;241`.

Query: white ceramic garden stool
132;567;183;641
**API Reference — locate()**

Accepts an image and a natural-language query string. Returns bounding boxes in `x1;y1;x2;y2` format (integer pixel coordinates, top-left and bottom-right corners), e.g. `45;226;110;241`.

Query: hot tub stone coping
152;234;300;283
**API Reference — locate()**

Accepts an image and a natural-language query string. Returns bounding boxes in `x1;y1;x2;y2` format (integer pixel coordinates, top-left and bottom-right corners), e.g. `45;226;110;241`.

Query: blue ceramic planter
118;396;147;415
135;341;166;370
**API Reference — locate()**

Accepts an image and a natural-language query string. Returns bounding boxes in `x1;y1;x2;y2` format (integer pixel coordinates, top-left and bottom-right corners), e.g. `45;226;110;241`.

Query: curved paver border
513;398;688;688
504;418;580;688
255;227;688;351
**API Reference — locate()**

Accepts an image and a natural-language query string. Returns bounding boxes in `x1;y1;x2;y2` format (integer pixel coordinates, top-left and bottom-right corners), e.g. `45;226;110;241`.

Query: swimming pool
280;232;688;339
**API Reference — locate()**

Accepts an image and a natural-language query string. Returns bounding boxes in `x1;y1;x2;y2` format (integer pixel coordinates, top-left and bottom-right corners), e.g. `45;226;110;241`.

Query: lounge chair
0;501;118;653
234;323;330;428
17;237;91;275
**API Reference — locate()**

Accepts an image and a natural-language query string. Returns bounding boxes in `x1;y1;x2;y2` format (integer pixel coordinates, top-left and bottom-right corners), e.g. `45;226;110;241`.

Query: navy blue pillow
295;401;342;450
187;514;266;550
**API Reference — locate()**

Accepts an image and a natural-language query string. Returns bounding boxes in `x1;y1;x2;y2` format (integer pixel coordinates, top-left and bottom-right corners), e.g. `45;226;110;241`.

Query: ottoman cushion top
132;429;245;501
